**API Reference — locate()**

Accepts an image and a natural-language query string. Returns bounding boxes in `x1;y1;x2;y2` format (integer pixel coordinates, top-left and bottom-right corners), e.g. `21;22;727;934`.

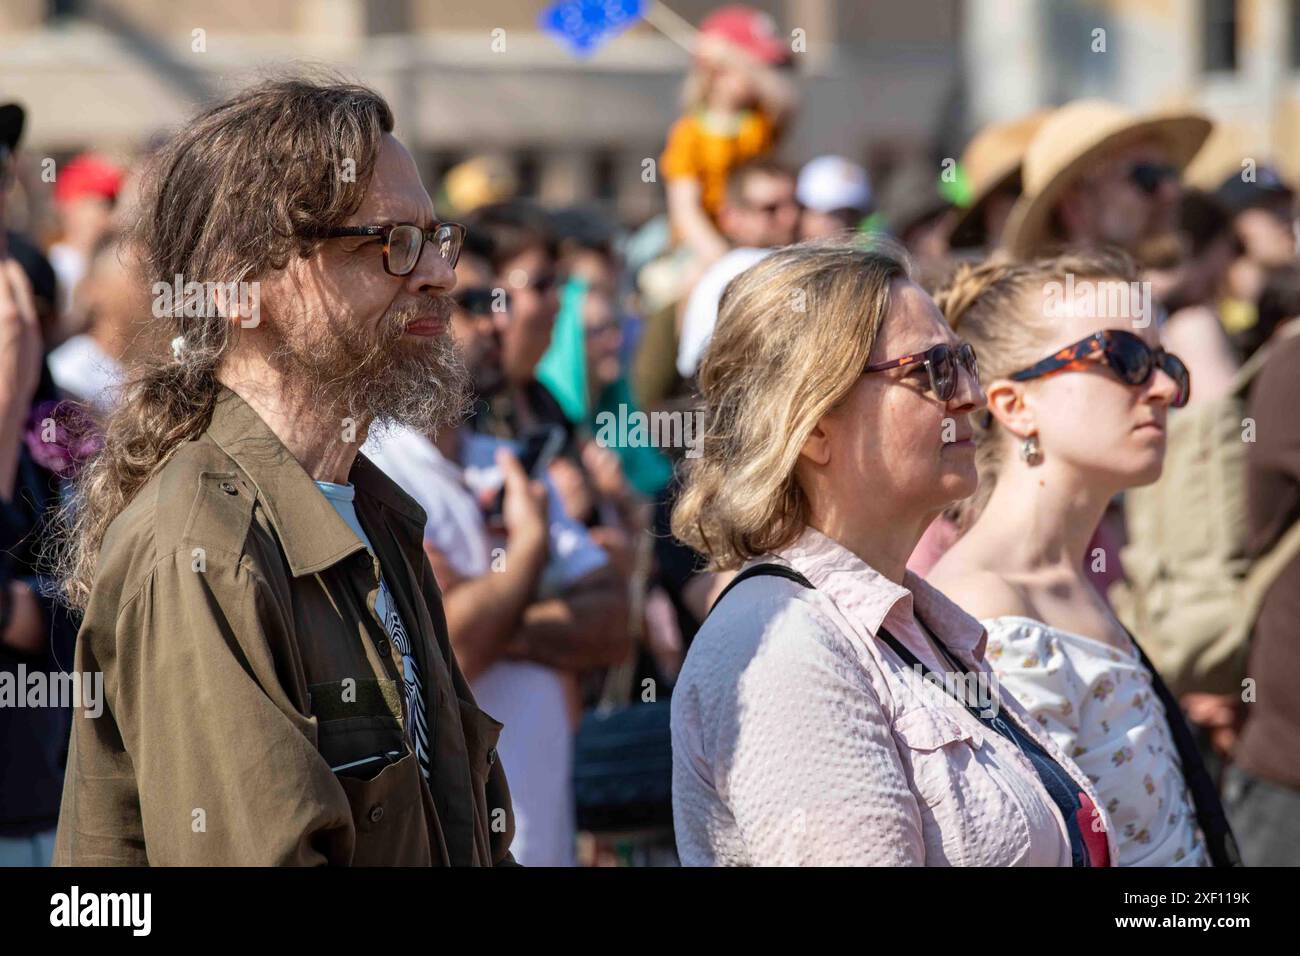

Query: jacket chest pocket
309;678;406;775
310;678;431;865
336;750;431;866
892;706;1034;865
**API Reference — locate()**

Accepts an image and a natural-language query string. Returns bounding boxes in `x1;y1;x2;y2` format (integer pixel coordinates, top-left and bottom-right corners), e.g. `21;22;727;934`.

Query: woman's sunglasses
1008;329;1190;408
862;342;979;402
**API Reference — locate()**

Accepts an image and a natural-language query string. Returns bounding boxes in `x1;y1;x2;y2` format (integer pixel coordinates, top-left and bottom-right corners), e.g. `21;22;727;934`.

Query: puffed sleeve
984;618;1087;759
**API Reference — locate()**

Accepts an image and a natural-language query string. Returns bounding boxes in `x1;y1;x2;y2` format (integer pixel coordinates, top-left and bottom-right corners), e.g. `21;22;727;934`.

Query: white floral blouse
982;616;1209;867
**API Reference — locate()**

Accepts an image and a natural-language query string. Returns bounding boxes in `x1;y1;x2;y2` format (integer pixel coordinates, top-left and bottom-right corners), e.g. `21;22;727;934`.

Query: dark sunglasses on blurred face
453;286;508;316
1009;328;1190;408
862;342;979;402
509;269;558;295
1127;162;1179;196
745;197;799;217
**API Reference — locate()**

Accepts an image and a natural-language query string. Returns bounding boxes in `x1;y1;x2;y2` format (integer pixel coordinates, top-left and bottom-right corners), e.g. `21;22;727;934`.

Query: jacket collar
774;525;989;659
204;387;427;576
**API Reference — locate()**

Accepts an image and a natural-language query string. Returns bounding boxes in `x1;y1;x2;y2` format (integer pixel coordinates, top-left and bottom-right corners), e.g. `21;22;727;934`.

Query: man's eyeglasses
305;221;466;276
1128;162;1178;196
862;342;979;402
1008;329;1190;408
453;286;508;315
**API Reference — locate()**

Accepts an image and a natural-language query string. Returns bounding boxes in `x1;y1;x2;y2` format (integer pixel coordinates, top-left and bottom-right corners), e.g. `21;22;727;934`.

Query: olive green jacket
54;388;516;866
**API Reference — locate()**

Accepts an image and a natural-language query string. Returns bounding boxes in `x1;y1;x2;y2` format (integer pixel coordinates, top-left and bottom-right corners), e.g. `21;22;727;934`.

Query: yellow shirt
660;109;776;223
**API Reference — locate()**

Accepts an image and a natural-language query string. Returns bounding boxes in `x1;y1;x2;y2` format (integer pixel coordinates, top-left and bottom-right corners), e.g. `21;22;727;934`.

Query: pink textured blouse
671;526;1120;866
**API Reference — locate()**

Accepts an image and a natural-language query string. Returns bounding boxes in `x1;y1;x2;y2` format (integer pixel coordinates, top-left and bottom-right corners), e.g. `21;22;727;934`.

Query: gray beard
265;301;473;440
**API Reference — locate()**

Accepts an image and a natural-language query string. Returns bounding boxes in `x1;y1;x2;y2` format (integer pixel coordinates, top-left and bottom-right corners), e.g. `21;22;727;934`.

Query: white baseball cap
796;155;872;214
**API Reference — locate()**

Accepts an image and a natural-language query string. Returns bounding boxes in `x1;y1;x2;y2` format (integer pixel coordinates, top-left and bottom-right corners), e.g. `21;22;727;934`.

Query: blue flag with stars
540;0;647;57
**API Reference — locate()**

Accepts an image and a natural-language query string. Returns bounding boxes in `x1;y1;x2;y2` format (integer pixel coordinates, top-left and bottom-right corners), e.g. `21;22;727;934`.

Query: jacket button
368;804;384;824
487;747;497;767
220;481;238;495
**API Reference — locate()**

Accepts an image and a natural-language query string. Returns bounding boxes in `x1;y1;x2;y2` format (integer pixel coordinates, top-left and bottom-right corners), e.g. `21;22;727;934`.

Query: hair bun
934;261;998;331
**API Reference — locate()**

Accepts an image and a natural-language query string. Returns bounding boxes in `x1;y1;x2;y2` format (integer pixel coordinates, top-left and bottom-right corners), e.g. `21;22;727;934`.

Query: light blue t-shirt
315;480;430;783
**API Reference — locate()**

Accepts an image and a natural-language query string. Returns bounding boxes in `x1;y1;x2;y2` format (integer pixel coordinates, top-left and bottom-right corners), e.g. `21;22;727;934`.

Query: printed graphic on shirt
378;584;430;781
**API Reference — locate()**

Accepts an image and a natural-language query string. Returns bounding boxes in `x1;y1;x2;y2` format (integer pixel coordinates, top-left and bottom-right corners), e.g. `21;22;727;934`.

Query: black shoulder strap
874;623;992;720
1124;630;1242;868
706;562;814;620
710;564;972;686
710;564;970;690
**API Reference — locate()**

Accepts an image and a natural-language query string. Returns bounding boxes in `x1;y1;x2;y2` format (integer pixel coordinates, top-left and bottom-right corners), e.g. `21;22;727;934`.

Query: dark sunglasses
750;201;797;216
511;269;558;294
1009;329;1190;408
863;342;979;402
1128;162;1178;196
304;221;465;276
453;286;508;315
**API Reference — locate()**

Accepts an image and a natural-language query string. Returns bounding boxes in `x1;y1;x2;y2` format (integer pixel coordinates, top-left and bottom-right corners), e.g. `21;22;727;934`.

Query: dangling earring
1020;434;1043;465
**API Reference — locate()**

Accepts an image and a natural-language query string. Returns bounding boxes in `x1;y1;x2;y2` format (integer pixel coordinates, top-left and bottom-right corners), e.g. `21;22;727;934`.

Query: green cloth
941;163;973;208
535;276;673;498
593;379;674;498
535;276;590;423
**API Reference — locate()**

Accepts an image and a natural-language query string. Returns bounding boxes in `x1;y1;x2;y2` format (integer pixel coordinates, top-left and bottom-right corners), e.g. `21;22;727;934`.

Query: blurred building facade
0;0;961;225
4;0;1297;224
965;0;1300;189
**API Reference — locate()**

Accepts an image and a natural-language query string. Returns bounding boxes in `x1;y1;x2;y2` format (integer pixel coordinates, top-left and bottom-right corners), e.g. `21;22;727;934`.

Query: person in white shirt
47;153;123;319
48;237;155;409
928;249;1232;866
365;250;630;865
795;154;872;241
676;160;798;378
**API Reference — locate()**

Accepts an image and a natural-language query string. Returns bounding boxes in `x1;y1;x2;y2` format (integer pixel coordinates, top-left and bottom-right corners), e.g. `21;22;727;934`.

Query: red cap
699;5;789;66
54;153;124;205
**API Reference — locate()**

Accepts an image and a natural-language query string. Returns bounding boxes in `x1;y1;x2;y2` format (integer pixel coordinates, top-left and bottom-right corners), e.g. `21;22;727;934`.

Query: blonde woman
928;249;1239;867
670;237;1117;866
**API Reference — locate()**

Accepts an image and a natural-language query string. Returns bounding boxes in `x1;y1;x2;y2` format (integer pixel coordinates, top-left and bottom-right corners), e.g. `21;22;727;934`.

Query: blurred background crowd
3;0;1300;866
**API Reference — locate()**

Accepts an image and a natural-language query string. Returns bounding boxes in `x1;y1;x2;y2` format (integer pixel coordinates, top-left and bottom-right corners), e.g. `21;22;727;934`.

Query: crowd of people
1;5;1298;867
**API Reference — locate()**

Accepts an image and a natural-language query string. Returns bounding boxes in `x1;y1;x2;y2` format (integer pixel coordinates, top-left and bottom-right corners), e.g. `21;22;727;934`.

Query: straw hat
949;109;1052;249
441;155;518;218
1000;99;1212;260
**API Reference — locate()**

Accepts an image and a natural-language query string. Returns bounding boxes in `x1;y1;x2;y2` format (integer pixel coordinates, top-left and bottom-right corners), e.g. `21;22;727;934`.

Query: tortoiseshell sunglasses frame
862;342;979;402
1008;329;1190;408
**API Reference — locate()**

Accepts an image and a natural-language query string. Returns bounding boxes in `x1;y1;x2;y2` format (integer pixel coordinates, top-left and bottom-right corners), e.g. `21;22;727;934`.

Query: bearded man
52;77;515;865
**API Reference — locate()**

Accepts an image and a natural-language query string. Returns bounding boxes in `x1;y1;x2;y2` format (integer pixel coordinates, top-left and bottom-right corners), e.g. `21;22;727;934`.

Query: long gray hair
53;74;393;610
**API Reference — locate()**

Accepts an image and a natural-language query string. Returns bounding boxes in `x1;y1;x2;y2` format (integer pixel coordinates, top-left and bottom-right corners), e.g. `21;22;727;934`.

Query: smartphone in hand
484;425;565;529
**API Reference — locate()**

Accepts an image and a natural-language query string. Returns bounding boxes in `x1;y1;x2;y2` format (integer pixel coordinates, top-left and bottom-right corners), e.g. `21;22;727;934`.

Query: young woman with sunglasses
929;248;1238;867
671;237;1117;866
